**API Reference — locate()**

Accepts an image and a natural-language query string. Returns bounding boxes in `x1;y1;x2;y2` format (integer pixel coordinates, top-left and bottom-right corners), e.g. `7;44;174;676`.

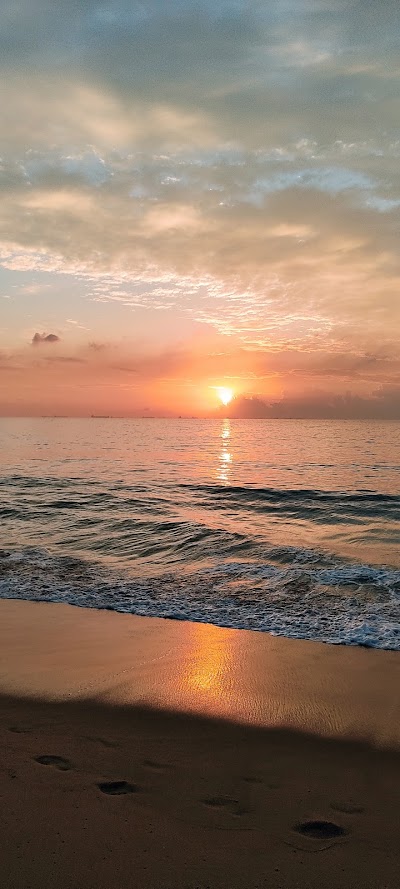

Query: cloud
1;1;398;153
1;328;400;416
0;0;399;413
224;386;400;420
1;159;399;358
32;332;61;345
222;396;271;419
44;355;86;363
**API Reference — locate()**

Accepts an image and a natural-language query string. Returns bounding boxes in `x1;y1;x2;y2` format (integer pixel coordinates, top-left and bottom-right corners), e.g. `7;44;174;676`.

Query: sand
0;600;399;889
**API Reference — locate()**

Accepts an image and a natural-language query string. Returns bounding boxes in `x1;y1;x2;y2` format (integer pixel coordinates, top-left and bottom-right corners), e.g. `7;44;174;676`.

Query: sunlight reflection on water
0;417;399;571
217;419;233;484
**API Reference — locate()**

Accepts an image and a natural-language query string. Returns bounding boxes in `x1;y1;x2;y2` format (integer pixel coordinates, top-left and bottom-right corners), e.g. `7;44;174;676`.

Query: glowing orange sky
0;2;399;418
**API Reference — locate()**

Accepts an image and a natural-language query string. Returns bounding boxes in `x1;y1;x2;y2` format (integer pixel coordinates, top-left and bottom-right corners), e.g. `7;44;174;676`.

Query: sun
216;386;234;406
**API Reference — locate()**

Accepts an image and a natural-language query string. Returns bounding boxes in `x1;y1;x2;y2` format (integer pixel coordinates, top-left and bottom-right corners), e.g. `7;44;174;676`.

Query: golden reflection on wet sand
1;600;399;746
184;621;237;699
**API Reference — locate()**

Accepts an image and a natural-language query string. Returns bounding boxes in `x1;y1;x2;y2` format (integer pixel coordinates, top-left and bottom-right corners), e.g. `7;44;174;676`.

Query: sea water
1;418;399;649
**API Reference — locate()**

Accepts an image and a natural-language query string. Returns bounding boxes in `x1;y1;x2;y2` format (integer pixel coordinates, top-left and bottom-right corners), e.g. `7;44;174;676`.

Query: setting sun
215;387;234;406
0;2;398;888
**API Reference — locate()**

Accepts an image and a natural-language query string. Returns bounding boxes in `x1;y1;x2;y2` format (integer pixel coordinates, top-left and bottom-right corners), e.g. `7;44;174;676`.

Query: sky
0;0;399;417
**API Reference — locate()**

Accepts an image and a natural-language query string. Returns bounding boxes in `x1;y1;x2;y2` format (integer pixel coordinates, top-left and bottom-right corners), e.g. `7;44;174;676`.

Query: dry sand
0;599;399;889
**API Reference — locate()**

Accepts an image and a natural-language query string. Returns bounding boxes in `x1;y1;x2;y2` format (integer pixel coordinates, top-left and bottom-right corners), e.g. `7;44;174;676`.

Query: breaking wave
1;545;399;650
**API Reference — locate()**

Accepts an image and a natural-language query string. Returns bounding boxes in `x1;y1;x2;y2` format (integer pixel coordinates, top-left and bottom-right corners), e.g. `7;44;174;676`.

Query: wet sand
0;599;399;889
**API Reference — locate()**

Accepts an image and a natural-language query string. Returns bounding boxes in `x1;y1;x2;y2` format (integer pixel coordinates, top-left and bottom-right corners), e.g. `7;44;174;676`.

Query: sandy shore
0;600;399;888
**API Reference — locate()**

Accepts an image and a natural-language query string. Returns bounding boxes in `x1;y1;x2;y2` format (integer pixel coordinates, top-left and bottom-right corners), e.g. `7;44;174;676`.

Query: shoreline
2;540;399;649
0;599;399;888
0;598;400;745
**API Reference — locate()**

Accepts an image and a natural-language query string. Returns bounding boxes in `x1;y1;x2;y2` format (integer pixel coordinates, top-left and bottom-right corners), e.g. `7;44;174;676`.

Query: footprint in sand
97;780;139;795
143;759;168;771
294;820;347;840
85;736;117;749
242;775;279;790
203;796;247;817
35;755;72;771
331;801;364;815
9;726;32;734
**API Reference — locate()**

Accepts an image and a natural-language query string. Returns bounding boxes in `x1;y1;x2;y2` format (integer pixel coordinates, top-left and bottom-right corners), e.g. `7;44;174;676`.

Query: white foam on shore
1;546;399;650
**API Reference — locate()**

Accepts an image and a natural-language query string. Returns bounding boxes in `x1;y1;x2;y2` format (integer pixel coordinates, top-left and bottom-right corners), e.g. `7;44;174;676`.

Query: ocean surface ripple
1;418;399;649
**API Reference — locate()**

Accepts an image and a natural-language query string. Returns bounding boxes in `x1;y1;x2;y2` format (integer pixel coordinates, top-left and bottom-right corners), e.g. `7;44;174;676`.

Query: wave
1;546;399;650
181;483;400;521
1;477;399;575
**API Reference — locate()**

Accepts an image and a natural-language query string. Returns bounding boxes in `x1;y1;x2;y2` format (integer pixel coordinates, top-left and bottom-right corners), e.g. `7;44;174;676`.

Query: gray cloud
1;1;399;153
224;386;400;420
32;332;60;345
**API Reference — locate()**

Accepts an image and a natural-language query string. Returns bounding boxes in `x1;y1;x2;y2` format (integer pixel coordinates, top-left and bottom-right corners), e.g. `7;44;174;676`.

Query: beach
2;0;400;882
1;600;399;889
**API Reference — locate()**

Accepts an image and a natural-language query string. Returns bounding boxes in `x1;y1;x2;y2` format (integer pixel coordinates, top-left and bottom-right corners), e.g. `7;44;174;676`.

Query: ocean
1;417;399;649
